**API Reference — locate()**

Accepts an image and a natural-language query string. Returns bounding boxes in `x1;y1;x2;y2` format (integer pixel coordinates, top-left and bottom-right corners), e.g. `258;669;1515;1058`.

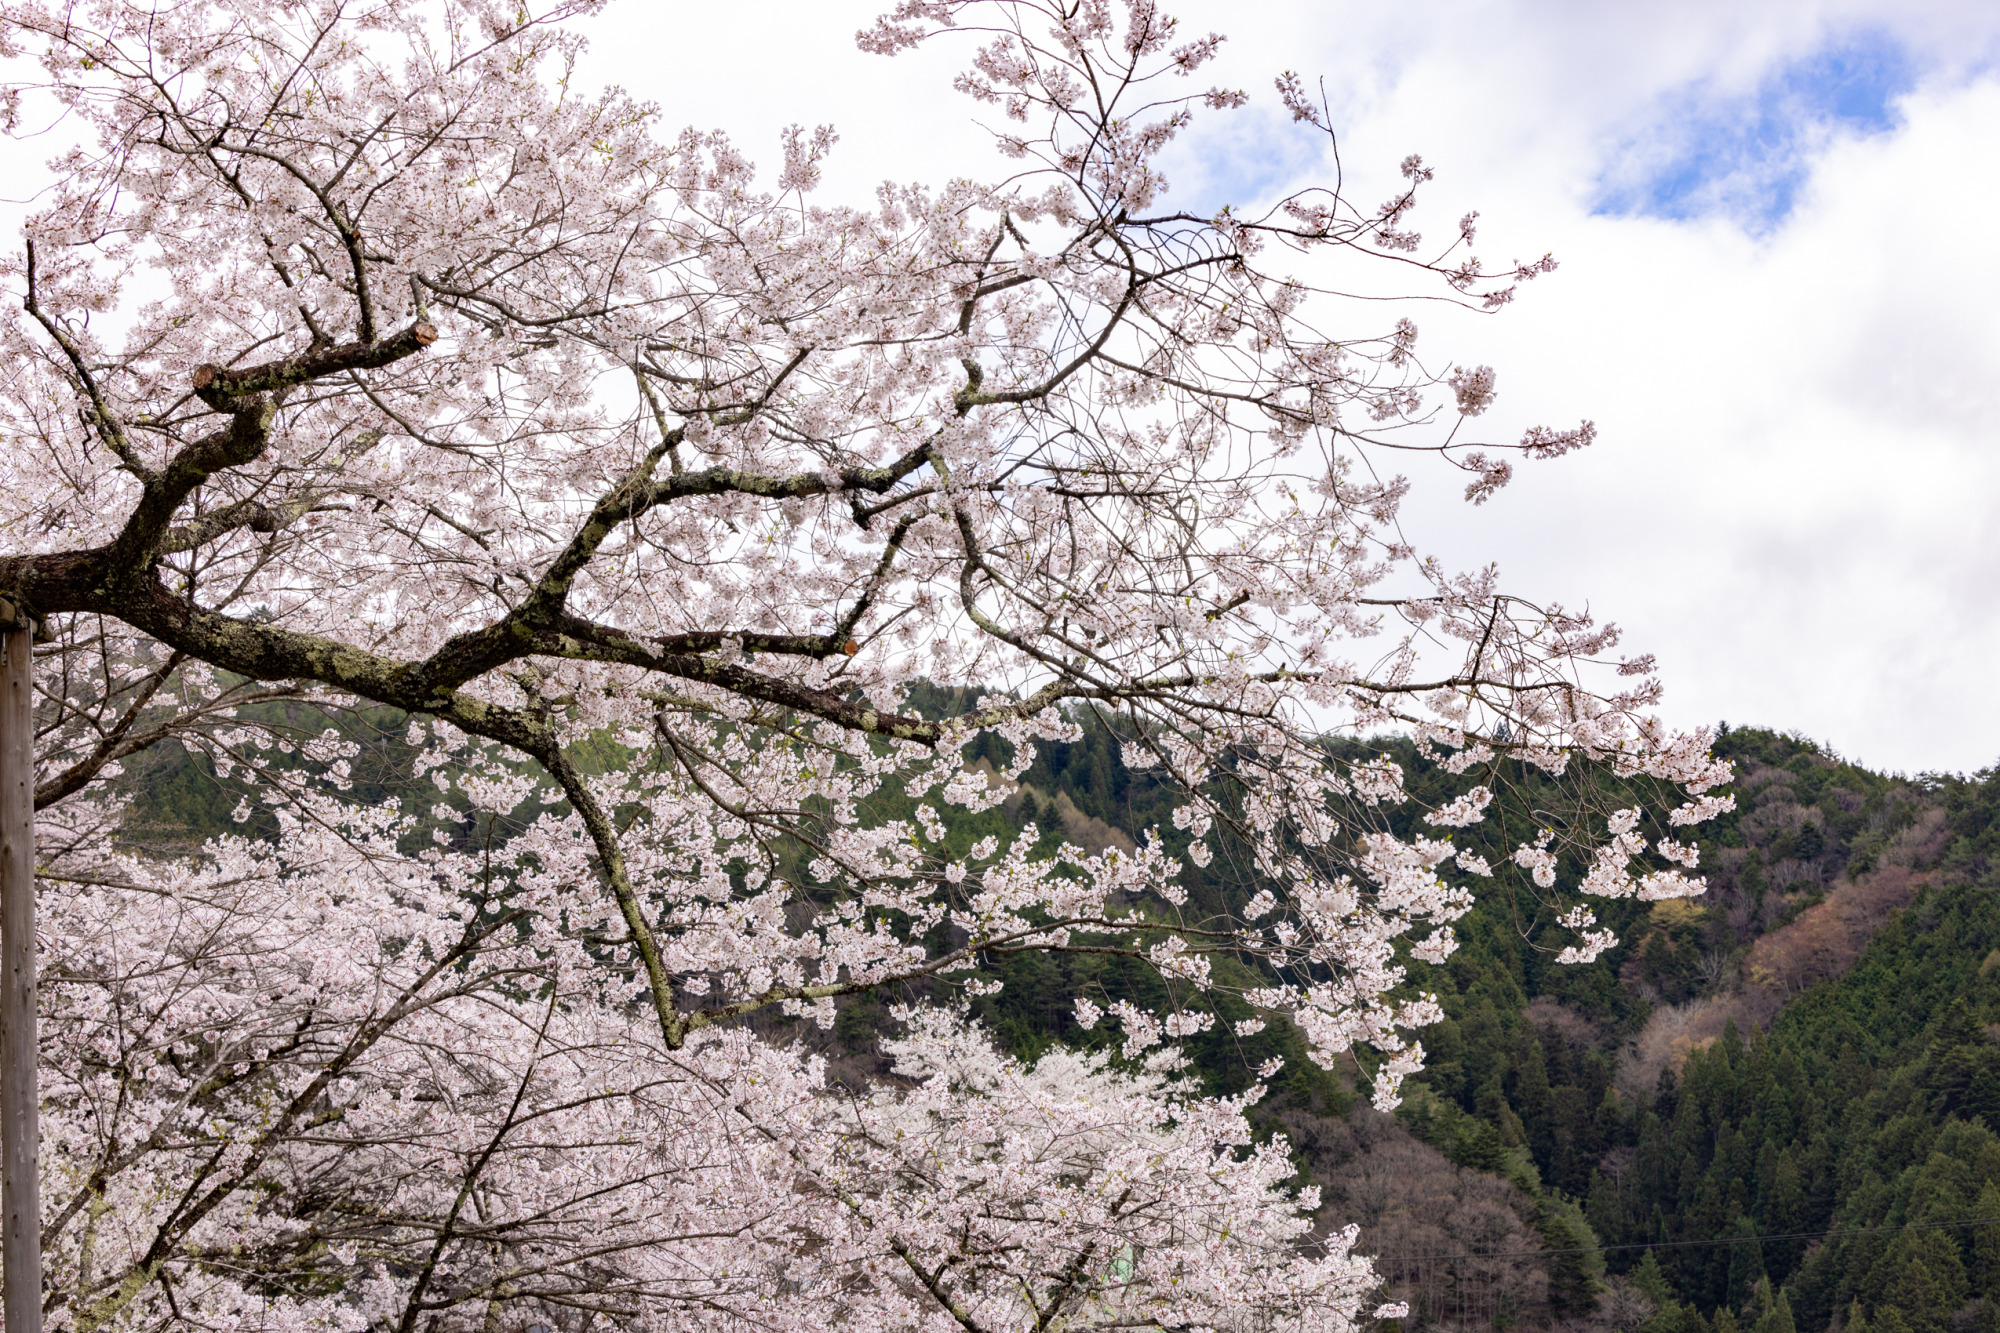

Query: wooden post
0;601;38;1333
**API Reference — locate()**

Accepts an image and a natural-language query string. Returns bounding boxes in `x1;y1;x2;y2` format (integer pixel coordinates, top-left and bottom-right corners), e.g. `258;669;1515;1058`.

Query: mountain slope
105;703;2000;1331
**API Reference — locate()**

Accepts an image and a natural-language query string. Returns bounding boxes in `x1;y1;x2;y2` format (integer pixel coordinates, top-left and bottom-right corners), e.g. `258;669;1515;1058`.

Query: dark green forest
112;701;2000;1333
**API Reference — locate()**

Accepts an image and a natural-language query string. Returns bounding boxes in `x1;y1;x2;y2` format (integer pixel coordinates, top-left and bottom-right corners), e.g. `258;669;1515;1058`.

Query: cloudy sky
571;0;2000;774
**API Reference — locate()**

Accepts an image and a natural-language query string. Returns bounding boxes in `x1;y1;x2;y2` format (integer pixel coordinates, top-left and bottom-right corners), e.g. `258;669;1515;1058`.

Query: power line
1375;1212;2000;1265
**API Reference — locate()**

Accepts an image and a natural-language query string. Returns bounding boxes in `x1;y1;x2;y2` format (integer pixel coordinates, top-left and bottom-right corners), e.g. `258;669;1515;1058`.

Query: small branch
22;239;149;476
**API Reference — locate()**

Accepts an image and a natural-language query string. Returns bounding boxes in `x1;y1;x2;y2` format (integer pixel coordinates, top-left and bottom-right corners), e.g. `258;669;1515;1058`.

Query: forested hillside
112;705;2000;1333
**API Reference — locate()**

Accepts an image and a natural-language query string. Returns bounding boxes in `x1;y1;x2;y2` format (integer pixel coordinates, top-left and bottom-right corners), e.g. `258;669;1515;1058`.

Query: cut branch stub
0;600;43;641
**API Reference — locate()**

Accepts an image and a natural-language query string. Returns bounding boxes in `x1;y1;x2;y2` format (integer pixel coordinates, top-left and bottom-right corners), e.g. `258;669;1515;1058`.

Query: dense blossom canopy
0;0;1731;1328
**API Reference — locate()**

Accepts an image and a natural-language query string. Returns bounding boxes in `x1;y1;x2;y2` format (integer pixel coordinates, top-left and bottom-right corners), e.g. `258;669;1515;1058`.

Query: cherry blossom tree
36;789;1397;1332
0;0;1735;1326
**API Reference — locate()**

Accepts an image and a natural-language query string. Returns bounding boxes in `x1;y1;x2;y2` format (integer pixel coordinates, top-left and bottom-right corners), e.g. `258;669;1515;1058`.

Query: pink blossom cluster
33;792;1382;1332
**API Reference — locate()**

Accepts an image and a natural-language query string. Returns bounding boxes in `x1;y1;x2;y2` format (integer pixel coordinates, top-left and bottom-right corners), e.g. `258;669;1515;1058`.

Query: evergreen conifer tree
1727;1218;1769;1312
1881;1259;1945;1333
1755;1290;1798;1333
1973;1185;2000;1291
1534;1196;1603;1318
1633;1251;1675;1308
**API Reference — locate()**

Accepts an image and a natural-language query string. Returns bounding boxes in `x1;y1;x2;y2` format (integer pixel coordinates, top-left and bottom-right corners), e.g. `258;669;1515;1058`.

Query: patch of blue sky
1157;104;1327;219
1594;31;1917;233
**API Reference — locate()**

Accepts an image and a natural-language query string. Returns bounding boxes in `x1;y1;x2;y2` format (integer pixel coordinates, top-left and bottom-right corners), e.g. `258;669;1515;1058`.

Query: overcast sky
566;0;2000;775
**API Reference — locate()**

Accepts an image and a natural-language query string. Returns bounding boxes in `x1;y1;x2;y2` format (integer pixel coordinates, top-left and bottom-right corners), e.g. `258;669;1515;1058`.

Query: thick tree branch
190;320;436;409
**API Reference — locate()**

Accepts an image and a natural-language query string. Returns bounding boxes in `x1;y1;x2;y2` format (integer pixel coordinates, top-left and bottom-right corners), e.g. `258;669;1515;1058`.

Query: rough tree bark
0;600;39;1333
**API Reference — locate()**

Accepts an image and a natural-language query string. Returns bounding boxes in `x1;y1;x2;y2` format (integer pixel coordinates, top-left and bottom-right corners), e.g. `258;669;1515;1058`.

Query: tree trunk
1;610;38;1333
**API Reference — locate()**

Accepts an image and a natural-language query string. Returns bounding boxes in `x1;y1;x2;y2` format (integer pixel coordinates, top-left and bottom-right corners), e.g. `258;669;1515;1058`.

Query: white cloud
1251;3;2000;772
